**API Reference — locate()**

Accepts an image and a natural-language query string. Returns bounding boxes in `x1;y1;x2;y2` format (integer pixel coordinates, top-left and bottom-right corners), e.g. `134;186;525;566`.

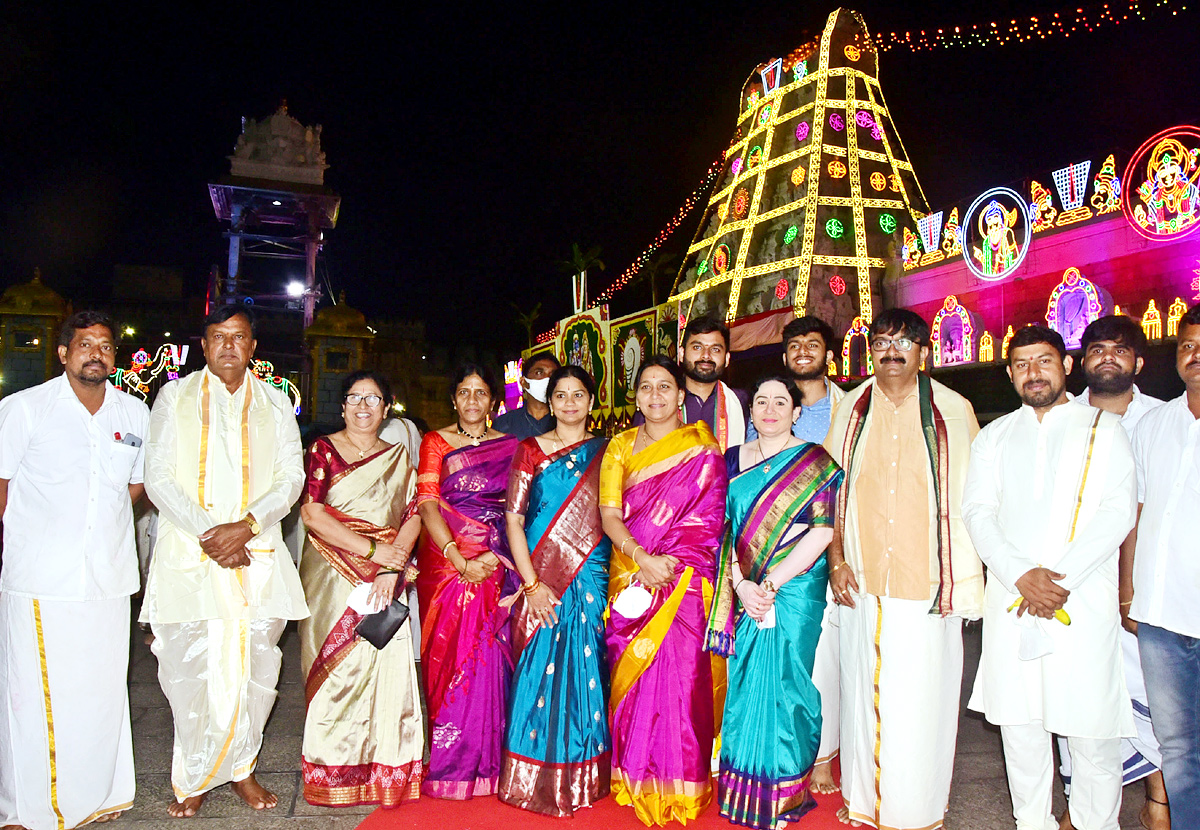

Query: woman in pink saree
416;364;519;799
600;356;728;826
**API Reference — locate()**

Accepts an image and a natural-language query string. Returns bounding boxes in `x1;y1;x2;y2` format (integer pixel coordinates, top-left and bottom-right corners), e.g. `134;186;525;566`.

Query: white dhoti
813;584;841;765
0;594;134;830
151;617;286;800
840;594;962;830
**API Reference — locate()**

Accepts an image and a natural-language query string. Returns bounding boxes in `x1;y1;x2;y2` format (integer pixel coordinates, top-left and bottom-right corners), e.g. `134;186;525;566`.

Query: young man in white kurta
964;327;1137;830
141;307;307;815
0;313;149;830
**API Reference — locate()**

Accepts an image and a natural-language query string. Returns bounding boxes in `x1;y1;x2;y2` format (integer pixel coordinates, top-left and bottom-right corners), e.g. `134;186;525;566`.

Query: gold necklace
344;433;379;459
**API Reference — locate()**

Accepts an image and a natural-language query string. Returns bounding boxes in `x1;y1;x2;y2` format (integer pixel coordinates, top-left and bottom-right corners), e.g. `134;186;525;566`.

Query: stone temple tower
670;8;929;339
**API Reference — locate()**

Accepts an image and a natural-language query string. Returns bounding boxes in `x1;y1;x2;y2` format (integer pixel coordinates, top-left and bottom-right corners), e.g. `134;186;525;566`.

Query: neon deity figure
1134;137;1200;235
941;207;962;257
1141;300;1163;340
973;200;1021;277
1045;267;1103;350
1167;297;1188;338
1091;154;1122;214
1029;181;1058;232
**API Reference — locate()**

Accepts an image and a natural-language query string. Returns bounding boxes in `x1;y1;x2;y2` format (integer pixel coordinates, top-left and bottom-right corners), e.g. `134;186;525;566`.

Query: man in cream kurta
142;306;307;816
964;326;1136;830
825;309;983;830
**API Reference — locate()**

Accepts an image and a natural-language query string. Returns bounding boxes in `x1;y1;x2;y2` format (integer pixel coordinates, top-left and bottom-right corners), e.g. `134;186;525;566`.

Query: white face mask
526;376;550;403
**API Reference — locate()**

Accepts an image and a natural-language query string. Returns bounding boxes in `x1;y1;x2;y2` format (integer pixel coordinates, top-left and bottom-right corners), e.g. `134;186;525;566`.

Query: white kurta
964;402;1137;738
141;368;307;799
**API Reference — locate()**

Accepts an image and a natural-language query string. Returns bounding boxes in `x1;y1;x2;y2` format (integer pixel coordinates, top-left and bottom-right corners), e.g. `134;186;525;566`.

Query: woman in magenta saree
416;364;519;799
600;356;728;826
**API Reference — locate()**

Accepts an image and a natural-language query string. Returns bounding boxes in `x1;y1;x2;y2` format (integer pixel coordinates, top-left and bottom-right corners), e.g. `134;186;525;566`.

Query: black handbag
355;598;410;649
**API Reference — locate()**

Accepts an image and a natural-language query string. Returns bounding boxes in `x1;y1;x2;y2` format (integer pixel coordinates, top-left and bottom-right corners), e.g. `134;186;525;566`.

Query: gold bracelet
619;536;638;557
831;560;850;574
441;539;458;556
523;578;541;596
366;539;377;560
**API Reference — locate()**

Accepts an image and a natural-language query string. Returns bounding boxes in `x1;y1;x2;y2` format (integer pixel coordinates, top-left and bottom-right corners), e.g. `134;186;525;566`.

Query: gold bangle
441;539;458;556
831;560;850;574
366;539;377;560
523;578;541;596
619;536;638;557
1119;599;1133;607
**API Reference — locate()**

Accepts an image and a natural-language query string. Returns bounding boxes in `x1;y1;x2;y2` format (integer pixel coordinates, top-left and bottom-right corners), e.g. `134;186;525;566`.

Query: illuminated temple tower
670;8;929;341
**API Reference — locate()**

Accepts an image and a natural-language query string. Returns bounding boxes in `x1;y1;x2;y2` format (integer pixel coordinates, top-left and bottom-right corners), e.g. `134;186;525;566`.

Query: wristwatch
243;514;262;536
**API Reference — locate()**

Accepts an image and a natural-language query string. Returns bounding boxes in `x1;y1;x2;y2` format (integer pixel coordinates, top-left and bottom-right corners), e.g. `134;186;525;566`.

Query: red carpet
356;766;846;830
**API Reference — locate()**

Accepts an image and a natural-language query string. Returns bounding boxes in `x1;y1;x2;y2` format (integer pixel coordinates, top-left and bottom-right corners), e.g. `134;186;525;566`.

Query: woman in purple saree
599;356;728;826
416;364;519;799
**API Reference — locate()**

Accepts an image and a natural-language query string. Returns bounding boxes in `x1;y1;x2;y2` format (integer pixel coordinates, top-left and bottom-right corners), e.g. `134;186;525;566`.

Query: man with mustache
746;315;846;795
964;325;1137;830
824;308;982;829
0;311;149;830
675;316;748;452
1128;303;1200;829
141;305;307;818
1060;316;1168;830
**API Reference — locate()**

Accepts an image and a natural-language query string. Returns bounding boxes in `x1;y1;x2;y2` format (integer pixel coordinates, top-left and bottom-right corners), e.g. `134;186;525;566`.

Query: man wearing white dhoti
1059;316;1168;830
141;305;307;817
825;308;983;830
964;325;1137;830
0;311;149;830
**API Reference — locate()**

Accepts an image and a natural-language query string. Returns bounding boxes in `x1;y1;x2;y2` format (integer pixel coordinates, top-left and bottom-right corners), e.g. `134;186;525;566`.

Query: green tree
557;243;605;283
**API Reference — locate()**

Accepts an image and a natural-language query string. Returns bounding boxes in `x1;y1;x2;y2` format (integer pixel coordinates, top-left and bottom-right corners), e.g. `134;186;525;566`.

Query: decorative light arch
1045;267;1103;350
842;316;873;377
1167;297;1189;337
931;295;975;366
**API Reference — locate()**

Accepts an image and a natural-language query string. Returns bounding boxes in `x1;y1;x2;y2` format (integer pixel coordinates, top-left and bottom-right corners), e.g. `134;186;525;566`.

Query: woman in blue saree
707;376;844;829
498;366;611;816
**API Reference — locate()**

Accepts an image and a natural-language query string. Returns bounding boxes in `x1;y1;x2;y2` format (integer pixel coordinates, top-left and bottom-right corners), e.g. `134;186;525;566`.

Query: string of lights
874;0;1188;52
535;153;725;344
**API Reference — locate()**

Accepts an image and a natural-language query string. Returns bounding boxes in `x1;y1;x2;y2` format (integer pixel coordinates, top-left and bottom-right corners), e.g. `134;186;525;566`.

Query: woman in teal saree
707;377;844;829
498;366;611;816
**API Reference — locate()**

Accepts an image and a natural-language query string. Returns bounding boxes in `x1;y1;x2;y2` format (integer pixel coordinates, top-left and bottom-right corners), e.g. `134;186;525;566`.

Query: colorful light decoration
1053;160;1094;226
734;188;750;217
828;160;847;178
872;0;1190;52
826;218;845;239
1122;125;1200;242
251;359;302;413
774;278;789;300
879;213;897;234
791;167;806;187
783;225;799;245
979;331;995;362
758;106;773;127
917;211;944;255
941;208;962;257
1142;299;1163;339
796;122;810;143
829;113;845;132
697;258;709;276
842;316;874;376
713;244;731;274
1001;325;1016;359
843;44;861;61
961;186;1032;282
1045;267;1103;350
931;295;976;366
1091;154;1122;214
869;172;886;191
110;344;187;400
1167;297;1189;337
731;158;743;176
1029;180;1058;232
748;146;763;169
829;274;847;295
855;110;875;129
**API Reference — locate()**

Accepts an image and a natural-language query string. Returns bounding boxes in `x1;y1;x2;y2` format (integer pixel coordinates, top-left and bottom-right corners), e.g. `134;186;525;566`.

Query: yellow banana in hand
1007;598;1071;625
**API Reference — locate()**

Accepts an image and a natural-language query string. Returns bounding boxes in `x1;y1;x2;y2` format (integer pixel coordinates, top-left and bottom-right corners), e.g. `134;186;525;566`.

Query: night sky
1;2;1196;353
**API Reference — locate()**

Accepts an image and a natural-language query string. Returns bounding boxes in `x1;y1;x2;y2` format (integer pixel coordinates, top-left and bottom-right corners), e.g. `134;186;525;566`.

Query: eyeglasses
344;393;384;407
870;337;917;352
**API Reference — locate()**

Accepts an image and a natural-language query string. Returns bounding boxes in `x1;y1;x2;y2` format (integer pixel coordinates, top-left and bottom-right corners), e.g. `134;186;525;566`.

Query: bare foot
1141;797;1170;830
167;794;204;818
1058;806;1073;830
94;811;123;823
810;761;840;795
836;807;863;827
231;774;278;810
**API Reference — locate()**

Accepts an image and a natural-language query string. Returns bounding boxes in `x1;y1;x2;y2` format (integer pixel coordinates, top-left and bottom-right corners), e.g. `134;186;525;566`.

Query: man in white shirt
1130;303;1200;829
1061;315;1167;830
0;311;150;830
964;325;1137;830
142;306;307;817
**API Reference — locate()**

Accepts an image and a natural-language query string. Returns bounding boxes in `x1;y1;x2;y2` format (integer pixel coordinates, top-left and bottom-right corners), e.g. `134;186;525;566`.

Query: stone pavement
119;616;1151;830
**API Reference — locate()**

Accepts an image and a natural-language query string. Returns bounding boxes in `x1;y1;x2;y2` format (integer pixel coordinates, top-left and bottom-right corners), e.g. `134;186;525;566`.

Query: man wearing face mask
493;354;561;440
